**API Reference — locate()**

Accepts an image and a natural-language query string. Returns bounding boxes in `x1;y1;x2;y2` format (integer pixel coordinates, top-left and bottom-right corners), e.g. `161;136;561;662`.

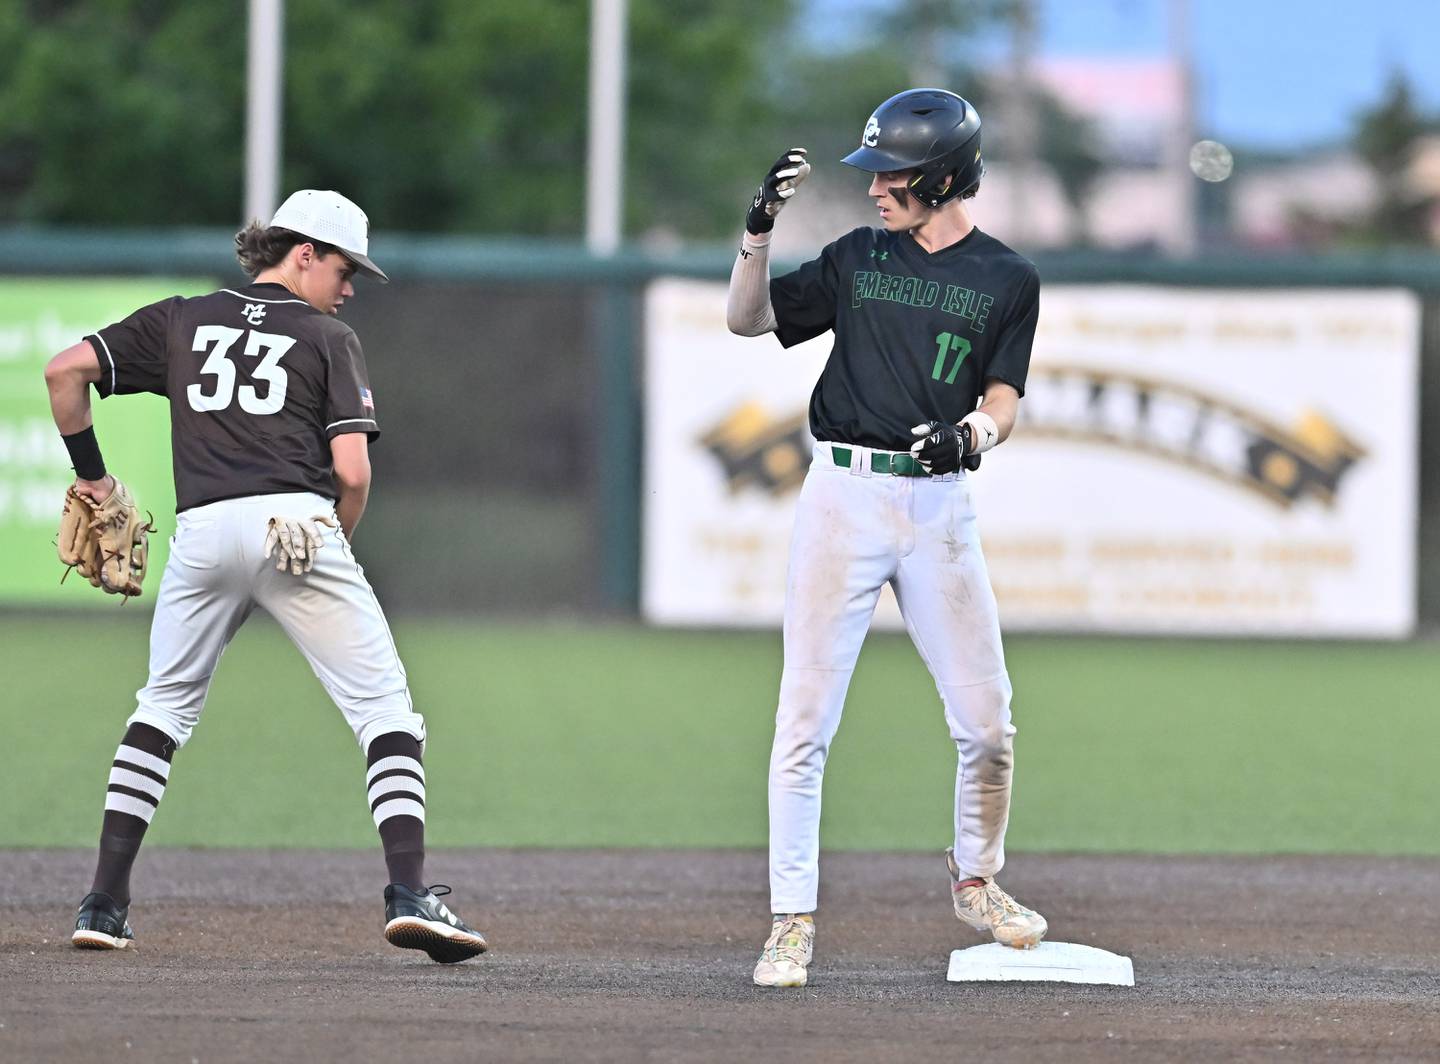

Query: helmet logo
862;114;880;148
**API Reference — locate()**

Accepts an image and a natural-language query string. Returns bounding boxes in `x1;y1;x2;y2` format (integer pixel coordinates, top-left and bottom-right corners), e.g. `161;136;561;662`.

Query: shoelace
961;880;1029;920
416;884;472;930
764;918;812;962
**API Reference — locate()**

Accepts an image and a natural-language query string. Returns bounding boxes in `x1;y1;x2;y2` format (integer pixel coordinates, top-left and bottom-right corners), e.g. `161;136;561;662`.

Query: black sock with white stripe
89;723;176;907
366;732;426;891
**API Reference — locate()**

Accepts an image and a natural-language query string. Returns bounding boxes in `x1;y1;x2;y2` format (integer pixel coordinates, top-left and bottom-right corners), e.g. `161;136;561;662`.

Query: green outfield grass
3;615;1436;855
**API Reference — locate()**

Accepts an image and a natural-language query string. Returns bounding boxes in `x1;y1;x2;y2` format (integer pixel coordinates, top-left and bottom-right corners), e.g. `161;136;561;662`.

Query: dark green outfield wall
4;230;1437;622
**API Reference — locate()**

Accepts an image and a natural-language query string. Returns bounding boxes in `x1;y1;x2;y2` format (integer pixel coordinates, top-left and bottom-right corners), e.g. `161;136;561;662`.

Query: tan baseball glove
58;479;155;597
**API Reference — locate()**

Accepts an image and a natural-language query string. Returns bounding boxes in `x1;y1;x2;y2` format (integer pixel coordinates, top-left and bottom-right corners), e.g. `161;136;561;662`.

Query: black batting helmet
841;89;984;209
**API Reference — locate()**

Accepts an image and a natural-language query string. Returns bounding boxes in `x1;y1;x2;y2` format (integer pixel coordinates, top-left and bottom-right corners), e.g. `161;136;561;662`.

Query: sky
809;0;1440;150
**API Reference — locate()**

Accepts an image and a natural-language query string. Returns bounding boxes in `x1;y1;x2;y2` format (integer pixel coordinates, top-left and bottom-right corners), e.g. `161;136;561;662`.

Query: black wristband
62;425;107;481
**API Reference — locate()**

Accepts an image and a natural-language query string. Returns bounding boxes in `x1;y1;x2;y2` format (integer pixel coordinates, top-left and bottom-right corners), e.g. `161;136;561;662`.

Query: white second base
947;941;1134;985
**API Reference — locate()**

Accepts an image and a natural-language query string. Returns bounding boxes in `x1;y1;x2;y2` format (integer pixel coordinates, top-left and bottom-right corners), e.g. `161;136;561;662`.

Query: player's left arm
45;341;102;433
49;297;174;503
45;341;115;502
948;265;1039;460
909;381;1021;474
969;379;1021;447
47;339;155;596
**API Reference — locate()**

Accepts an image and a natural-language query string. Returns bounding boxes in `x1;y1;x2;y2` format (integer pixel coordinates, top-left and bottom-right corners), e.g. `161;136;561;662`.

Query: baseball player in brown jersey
728;90;1047;987
45;190;486;963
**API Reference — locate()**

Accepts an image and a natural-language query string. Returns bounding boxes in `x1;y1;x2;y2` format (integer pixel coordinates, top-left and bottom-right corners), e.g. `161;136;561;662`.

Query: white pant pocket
171;518;220;569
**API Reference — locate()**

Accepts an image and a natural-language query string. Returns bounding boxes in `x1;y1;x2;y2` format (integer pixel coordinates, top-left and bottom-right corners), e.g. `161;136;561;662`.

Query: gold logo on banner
699;402;812;495
699;370;1363;508
1019;365;1365;508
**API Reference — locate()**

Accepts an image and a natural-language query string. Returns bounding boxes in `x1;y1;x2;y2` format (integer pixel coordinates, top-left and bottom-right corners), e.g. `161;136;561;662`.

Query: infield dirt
2;849;1437;1062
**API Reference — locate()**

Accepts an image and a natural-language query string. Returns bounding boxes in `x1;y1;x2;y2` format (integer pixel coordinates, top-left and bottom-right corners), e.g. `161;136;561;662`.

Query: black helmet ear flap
907;166;963;209
906;170;951;209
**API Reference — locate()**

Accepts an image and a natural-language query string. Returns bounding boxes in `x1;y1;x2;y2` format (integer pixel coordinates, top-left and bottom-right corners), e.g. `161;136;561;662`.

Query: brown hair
234;223;341;278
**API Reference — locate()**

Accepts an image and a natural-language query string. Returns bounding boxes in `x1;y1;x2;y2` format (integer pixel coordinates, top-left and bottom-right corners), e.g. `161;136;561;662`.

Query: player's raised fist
746;149;811;235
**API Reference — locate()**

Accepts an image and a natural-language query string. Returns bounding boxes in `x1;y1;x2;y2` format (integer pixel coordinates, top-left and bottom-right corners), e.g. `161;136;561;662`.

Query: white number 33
187;325;295;415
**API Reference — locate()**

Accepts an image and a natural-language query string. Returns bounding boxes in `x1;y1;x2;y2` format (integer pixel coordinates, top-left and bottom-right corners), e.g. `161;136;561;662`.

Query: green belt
831;445;930;477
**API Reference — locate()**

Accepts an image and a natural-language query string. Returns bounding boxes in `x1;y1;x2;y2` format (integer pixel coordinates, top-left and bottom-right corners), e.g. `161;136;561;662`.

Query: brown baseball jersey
86;281;379;512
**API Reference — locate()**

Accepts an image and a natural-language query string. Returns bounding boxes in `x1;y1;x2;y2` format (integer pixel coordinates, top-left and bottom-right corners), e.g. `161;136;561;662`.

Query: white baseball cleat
753;914;815;987
946;848;1048;950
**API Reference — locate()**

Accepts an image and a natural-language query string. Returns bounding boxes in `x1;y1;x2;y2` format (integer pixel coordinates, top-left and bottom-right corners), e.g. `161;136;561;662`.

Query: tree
1351;70;1435;245
1035;91;1104;245
0;3;246;224
761;0;1002;192
0;0;1017;241
0;0;796;238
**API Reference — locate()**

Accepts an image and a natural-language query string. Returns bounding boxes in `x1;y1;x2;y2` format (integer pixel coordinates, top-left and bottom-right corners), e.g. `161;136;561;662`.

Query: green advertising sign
0;277;213;607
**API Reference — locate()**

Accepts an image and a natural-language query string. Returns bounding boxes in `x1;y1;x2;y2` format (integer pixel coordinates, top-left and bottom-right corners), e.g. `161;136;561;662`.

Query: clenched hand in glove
910;421;980;476
746;148;811;234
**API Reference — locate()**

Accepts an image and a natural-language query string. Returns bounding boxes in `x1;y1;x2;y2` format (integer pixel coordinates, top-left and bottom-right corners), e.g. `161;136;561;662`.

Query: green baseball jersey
770;226;1039;450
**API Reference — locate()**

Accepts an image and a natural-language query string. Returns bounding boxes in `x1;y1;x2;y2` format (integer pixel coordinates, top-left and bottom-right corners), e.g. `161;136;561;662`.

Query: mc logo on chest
851;271;994;332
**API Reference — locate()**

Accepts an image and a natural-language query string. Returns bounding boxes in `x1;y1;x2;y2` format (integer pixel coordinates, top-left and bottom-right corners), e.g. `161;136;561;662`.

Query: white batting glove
264;515;338;575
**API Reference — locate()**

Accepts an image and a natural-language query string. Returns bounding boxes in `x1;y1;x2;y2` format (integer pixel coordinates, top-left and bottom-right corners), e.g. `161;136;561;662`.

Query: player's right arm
331;433;370;538
727;149;810;337
319;323;380;537
726;235;779;336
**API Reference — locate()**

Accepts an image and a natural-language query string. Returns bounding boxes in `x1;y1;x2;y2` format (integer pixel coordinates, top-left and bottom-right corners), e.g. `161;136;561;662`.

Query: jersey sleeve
324;327;381;441
86;297;180;398
769;237;844;349
983;266;1040;397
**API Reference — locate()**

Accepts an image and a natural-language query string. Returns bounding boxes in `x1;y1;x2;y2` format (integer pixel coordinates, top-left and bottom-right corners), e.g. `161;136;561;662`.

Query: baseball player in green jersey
727;89;1046;987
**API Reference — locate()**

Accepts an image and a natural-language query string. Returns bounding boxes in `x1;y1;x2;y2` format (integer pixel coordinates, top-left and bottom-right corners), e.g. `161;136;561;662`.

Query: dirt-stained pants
767;443;1015;914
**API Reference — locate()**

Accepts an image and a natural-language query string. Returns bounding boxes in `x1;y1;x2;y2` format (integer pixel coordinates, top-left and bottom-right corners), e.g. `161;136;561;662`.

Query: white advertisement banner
643;280;1419;637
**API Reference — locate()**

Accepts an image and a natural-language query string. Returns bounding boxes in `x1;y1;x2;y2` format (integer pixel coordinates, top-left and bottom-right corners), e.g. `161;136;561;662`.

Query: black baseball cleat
72;892;135;950
383;884;487;964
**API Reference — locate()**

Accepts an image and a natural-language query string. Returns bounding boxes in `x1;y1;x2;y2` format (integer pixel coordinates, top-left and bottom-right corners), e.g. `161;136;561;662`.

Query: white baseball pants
127;492;423;754
768;443;1016;914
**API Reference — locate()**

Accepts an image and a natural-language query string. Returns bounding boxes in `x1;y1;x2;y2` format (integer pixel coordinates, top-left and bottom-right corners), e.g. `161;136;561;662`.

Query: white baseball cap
269;189;388;282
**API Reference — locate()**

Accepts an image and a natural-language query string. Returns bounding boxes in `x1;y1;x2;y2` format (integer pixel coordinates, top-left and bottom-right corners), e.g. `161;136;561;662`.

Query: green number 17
931;331;971;384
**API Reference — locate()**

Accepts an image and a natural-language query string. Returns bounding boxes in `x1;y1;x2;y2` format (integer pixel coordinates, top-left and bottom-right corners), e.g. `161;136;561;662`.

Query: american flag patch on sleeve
360;387;374;411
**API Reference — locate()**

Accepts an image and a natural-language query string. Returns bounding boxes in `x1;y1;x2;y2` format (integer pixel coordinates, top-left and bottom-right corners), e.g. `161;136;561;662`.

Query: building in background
1230;152;1377;250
